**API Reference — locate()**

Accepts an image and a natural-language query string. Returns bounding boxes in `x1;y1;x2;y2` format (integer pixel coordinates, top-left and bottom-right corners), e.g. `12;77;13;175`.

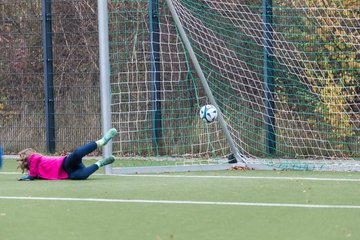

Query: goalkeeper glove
18;175;35;181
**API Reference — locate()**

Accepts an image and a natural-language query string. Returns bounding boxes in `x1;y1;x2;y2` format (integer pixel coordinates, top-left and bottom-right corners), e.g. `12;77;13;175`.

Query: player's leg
63;128;118;172
68;155;115;180
63;141;98;171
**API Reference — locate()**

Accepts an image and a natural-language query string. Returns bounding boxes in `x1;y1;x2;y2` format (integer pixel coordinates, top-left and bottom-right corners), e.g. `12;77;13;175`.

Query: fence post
42;0;55;153
149;0;164;155
263;0;276;155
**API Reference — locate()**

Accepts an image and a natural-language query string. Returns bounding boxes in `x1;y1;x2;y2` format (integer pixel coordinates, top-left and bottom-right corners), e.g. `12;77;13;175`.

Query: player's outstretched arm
18;175;35;181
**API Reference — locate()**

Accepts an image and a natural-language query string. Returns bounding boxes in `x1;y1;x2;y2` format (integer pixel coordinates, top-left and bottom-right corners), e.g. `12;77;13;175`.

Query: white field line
109;174;360;182
0;196;359;209
0;172;19;174
1;171;360;182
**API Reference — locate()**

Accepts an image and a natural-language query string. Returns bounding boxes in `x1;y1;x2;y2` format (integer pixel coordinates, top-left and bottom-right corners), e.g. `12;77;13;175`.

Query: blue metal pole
263;0;276;155
149;0;163;155
42;0;55;153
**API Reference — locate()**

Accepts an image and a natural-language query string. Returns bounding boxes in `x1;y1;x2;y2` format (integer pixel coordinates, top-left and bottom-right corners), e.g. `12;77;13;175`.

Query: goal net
106;0;360;173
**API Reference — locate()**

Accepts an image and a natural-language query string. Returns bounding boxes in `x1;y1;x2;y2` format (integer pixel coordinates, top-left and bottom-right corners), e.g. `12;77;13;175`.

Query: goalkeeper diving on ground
17;128;118;181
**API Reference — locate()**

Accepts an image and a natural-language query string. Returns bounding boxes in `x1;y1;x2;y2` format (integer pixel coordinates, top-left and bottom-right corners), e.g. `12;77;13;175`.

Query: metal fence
0;0;101;154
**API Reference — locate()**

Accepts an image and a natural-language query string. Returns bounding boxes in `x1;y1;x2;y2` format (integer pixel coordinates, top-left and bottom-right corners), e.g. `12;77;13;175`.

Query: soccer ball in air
199;105;218;123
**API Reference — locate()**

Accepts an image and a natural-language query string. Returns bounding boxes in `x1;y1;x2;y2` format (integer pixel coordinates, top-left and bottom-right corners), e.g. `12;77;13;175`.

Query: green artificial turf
1;159;360;240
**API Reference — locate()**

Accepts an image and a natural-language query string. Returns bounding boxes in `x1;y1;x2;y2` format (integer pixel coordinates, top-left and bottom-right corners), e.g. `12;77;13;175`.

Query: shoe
103;128;118;144
97;155;115;167
97;128;118;147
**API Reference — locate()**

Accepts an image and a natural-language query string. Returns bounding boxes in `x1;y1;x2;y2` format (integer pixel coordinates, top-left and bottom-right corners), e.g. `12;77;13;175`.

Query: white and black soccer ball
199;105;218;123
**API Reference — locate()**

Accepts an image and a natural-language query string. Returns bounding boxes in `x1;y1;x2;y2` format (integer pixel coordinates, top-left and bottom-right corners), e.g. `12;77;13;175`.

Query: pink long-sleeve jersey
28;154;69;180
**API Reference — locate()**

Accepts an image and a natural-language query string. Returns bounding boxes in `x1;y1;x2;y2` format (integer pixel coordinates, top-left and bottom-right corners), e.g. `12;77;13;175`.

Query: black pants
62;141;99;180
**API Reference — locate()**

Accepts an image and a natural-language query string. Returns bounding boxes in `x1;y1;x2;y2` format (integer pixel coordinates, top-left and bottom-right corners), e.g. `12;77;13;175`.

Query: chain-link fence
0;0;101;154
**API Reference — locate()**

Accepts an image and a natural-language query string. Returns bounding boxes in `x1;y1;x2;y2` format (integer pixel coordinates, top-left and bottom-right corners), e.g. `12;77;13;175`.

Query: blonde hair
17;148;37;173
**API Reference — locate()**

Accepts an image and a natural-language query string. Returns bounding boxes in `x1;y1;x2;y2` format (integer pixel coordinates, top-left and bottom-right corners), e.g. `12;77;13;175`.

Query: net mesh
108;0;360;170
